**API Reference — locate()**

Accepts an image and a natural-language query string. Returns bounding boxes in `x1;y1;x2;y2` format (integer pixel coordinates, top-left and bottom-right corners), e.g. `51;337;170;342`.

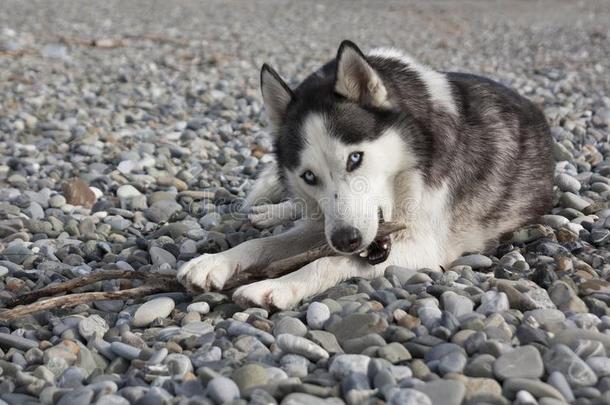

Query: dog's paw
233;280;299;311
177;254;239;292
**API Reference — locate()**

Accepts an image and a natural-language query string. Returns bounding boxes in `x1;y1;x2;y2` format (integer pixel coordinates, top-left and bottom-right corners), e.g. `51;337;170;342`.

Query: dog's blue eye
301;170;317;185
347;151;363;172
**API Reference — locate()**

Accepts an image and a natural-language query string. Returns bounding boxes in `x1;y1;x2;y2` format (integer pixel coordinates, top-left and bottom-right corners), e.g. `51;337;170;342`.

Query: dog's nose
330;226;362;253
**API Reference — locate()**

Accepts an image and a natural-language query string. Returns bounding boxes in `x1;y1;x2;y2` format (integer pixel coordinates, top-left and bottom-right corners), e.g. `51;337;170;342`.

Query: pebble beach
1;0;610;404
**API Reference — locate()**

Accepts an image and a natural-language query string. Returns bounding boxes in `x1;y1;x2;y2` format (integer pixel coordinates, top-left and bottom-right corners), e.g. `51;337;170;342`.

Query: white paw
177;253;239;292
233;280;299;311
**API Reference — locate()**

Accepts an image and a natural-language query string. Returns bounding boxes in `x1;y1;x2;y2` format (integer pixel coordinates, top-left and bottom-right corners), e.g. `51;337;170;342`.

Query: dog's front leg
233;255;384;310
177;219;324;292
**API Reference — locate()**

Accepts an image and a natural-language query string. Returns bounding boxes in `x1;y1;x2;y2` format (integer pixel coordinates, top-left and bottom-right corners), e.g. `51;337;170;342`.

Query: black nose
330;226;362;253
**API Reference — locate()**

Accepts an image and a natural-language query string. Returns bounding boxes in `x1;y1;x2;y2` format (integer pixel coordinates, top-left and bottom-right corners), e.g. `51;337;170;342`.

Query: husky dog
178;41;553;310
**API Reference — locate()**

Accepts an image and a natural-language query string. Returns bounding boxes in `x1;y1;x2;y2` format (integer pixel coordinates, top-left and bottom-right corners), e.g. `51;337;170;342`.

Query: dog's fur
178;41;553;310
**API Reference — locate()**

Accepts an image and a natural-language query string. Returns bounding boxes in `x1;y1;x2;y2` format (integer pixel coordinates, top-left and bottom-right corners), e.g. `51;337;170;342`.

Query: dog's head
260;41;416;260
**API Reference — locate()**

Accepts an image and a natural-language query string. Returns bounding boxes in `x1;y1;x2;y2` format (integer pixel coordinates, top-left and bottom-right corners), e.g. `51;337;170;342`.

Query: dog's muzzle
358;209;392;265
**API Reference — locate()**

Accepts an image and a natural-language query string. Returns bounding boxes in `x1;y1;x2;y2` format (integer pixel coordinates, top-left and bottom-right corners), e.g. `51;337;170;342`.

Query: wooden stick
222;221;406;290
0;284;172;322
0;222;405;320
5;270;146;308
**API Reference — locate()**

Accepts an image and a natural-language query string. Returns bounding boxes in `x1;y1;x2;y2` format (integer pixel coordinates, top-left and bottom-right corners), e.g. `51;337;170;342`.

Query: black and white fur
178;41;553;310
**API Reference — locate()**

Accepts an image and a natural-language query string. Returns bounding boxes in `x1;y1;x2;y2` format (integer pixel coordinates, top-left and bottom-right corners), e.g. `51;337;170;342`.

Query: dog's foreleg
233;255;384;310
248;200;303;228
177;220;324;291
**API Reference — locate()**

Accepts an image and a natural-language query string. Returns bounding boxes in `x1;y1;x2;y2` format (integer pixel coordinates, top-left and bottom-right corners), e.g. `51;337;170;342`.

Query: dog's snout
330;226;362;253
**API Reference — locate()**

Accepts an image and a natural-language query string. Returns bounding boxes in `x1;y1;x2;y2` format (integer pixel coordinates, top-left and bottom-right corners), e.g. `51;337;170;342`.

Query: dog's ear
335;40;389;108
261;64;293;129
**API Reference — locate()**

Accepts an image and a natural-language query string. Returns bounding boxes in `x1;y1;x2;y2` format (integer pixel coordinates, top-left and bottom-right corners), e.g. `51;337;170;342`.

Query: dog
177;40;553;310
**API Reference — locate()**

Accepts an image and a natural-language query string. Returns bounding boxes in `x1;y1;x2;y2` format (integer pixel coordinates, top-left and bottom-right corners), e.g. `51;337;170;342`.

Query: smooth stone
547;371;574;401
552;329;610;350
307;302;331;329
503;378;566;401
560;192;590;211
388;388;432;405
326;313;388;342
477;291;509;315
56;387;94;405
441;291;474;318
95;395;130;405
378;342;412;364
78;315;109;341
586;356;610;377
117;185;141;199
307;330;344;354
149;247;177;268
186;302;210;315
450;254;493;269
0;333;38;351
330;354;370;379
415;379;466;405
543;344;598;388
232;364;269;392
206;376;240;404
276;334;329;361
273;317;308;337
555;173;581;193
110;342;141;360
493;346;544;380
132;297;175;327
548;281;588;313
228;322;274;345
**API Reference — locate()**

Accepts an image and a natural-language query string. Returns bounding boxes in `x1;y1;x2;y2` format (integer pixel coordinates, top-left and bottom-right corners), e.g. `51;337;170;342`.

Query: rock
273;317;308;337
450;254;493;269
62;179;96;208
144;200;182;223
57;388;94;405
232;363;269;392
560;192;590;211
548;280;588;313
186;302;210;314
540;214;570;230
307;330;344;354
149;246;177;267
503;378;566;401
206;376;240;403
276;334;329;361
116;185;141;199
586;356;610;377
543;344;598;388
327;313;388;342
378;342;412;364
330;354;370;379
555;173;581;193
133;297;175;327
441;291;474;318
307;302;331;329
388;389;432;405
2;241;32;264
415;379;466;405
0;333;38;351
110;342;140;360
493;345;544;380
477;291;509;315
78;315;109;341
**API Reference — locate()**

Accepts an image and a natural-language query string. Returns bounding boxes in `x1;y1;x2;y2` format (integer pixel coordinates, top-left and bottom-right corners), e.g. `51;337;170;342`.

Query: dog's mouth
358;209;392;265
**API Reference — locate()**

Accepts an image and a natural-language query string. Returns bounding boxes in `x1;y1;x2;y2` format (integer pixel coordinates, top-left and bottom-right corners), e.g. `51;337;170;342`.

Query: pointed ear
261;64;293;129
335;40;389;108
